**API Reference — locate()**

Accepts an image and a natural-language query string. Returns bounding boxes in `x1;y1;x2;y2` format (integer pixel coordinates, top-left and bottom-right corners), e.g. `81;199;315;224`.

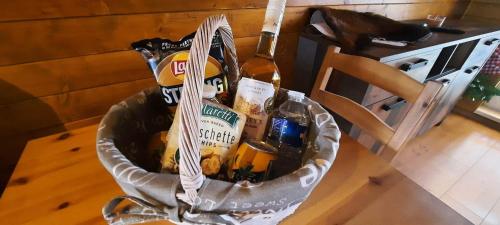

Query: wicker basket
96;15;341;225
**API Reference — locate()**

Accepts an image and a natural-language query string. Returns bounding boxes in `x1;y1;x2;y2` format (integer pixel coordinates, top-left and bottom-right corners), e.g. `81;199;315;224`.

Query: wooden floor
393;114;500;225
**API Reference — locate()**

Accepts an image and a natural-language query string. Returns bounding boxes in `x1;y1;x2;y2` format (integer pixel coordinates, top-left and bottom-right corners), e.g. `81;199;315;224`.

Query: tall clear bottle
233;0;287;140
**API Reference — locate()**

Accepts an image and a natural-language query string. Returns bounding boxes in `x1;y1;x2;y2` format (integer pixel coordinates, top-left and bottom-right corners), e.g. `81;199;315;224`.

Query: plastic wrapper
162;99;246;176
132;31;231;109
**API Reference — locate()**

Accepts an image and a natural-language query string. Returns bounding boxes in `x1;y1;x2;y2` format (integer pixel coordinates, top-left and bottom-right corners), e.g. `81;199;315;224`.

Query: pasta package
132;31;231;109
162;100;246;176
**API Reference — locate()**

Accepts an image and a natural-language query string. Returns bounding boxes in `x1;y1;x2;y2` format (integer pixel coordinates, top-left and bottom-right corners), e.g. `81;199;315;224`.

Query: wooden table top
0;124;472;225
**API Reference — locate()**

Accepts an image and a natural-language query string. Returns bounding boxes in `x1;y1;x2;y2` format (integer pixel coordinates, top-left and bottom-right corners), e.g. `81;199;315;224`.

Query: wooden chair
310;46;447;162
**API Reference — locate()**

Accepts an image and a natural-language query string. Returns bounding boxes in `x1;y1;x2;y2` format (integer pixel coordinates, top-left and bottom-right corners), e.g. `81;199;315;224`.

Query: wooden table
0;124;472;225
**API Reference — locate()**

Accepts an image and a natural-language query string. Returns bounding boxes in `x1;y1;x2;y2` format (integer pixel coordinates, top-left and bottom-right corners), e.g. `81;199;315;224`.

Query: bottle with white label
233;0;287;140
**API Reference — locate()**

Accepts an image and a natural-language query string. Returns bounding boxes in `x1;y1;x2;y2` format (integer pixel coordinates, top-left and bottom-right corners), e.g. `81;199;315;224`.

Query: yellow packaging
162;100;246;176
230;139;277;182
131;32;231;110
156;51;227;108
231;140;277;173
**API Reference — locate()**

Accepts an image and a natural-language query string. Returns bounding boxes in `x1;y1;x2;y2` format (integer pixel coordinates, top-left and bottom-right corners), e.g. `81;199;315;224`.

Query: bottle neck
256;0;286;59
255;32;276;59
262;0;286;34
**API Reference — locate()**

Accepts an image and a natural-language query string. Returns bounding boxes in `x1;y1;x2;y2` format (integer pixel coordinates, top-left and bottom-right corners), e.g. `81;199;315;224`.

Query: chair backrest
310;46;446;161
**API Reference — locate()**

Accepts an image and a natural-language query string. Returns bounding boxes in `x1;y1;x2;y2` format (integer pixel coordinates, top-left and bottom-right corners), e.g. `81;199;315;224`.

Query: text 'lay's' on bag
132;31;231;111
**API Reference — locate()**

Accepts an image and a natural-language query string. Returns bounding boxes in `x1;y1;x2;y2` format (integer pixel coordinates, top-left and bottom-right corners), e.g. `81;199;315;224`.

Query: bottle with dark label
233;0;287;141
267;90;310;178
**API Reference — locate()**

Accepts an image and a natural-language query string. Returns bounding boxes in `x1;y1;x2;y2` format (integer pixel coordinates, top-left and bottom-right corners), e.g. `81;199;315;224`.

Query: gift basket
96;9;340;225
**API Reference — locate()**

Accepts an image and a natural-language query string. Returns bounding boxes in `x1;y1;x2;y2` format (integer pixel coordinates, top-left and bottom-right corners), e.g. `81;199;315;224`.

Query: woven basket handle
177;15;238;205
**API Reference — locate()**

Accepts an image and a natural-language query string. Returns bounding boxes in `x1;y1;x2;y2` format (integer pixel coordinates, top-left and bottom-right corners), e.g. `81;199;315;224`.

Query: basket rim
96;87;341;208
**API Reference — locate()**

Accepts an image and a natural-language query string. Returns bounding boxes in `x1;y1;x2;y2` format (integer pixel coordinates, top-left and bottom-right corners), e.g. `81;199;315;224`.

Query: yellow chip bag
162;99;246;176
132;31;231;110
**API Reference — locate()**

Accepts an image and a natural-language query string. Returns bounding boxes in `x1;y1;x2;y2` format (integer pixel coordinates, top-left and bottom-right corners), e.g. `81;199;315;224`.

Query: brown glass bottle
233;0;286;140
240;32;281;89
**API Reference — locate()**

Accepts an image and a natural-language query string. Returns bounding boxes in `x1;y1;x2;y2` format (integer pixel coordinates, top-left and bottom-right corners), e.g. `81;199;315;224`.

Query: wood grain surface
0;2;467;66
0;0;470;197
0;0;466;22
0;78;156;137
462;0;500;25
0;125;472;225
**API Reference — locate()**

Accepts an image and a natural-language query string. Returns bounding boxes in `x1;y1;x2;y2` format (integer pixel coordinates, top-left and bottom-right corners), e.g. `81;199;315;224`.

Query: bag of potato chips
162;96;246;176
132;31;230;108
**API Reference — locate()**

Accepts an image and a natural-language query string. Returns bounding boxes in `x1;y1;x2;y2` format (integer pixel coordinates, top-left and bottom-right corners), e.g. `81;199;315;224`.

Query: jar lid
288;90;305;102
245;139;278;154
202;84;217;99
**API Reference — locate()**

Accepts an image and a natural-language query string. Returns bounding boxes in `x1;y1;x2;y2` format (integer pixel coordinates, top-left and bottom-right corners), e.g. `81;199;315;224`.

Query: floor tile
394;114;500;224
481;199;500;225
442;193;483;225
395;150;470;197
446;149;500;219
440;133;493;167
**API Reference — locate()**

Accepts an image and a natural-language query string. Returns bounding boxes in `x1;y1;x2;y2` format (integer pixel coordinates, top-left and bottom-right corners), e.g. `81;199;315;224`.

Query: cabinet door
419;35;499;134
350;96;410;152
463;36;500;68
362;49;442;106
436;65;482;120
418;71;461;134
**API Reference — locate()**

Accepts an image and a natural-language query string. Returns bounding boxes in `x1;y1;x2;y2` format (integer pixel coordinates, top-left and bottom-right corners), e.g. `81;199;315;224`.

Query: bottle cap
287;90;305;102
202;84;217;99
262;0;286;34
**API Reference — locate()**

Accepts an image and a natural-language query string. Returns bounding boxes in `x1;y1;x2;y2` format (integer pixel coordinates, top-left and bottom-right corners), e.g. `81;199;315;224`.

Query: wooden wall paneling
334;4;386;15
0;2;469;66
386;3;433;20
0;1;468;105
0;0;467;22
0;34;271;105
0;8;296;66
385;2;468;20
0;78;156;137
463;0;500;24
435;1;471;17
0;51;150;105
0;0;324;22
0;36;298;137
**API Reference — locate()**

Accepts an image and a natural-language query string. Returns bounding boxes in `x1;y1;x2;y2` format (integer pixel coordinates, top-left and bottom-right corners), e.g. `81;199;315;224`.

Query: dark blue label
268;117;307;148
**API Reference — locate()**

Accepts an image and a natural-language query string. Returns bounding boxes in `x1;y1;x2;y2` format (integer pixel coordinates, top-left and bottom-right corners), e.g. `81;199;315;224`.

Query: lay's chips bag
132;31;231;110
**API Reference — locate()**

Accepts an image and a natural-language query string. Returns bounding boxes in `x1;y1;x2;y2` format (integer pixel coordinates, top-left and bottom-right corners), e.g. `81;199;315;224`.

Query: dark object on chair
426;26;466;35
311;8;433;52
